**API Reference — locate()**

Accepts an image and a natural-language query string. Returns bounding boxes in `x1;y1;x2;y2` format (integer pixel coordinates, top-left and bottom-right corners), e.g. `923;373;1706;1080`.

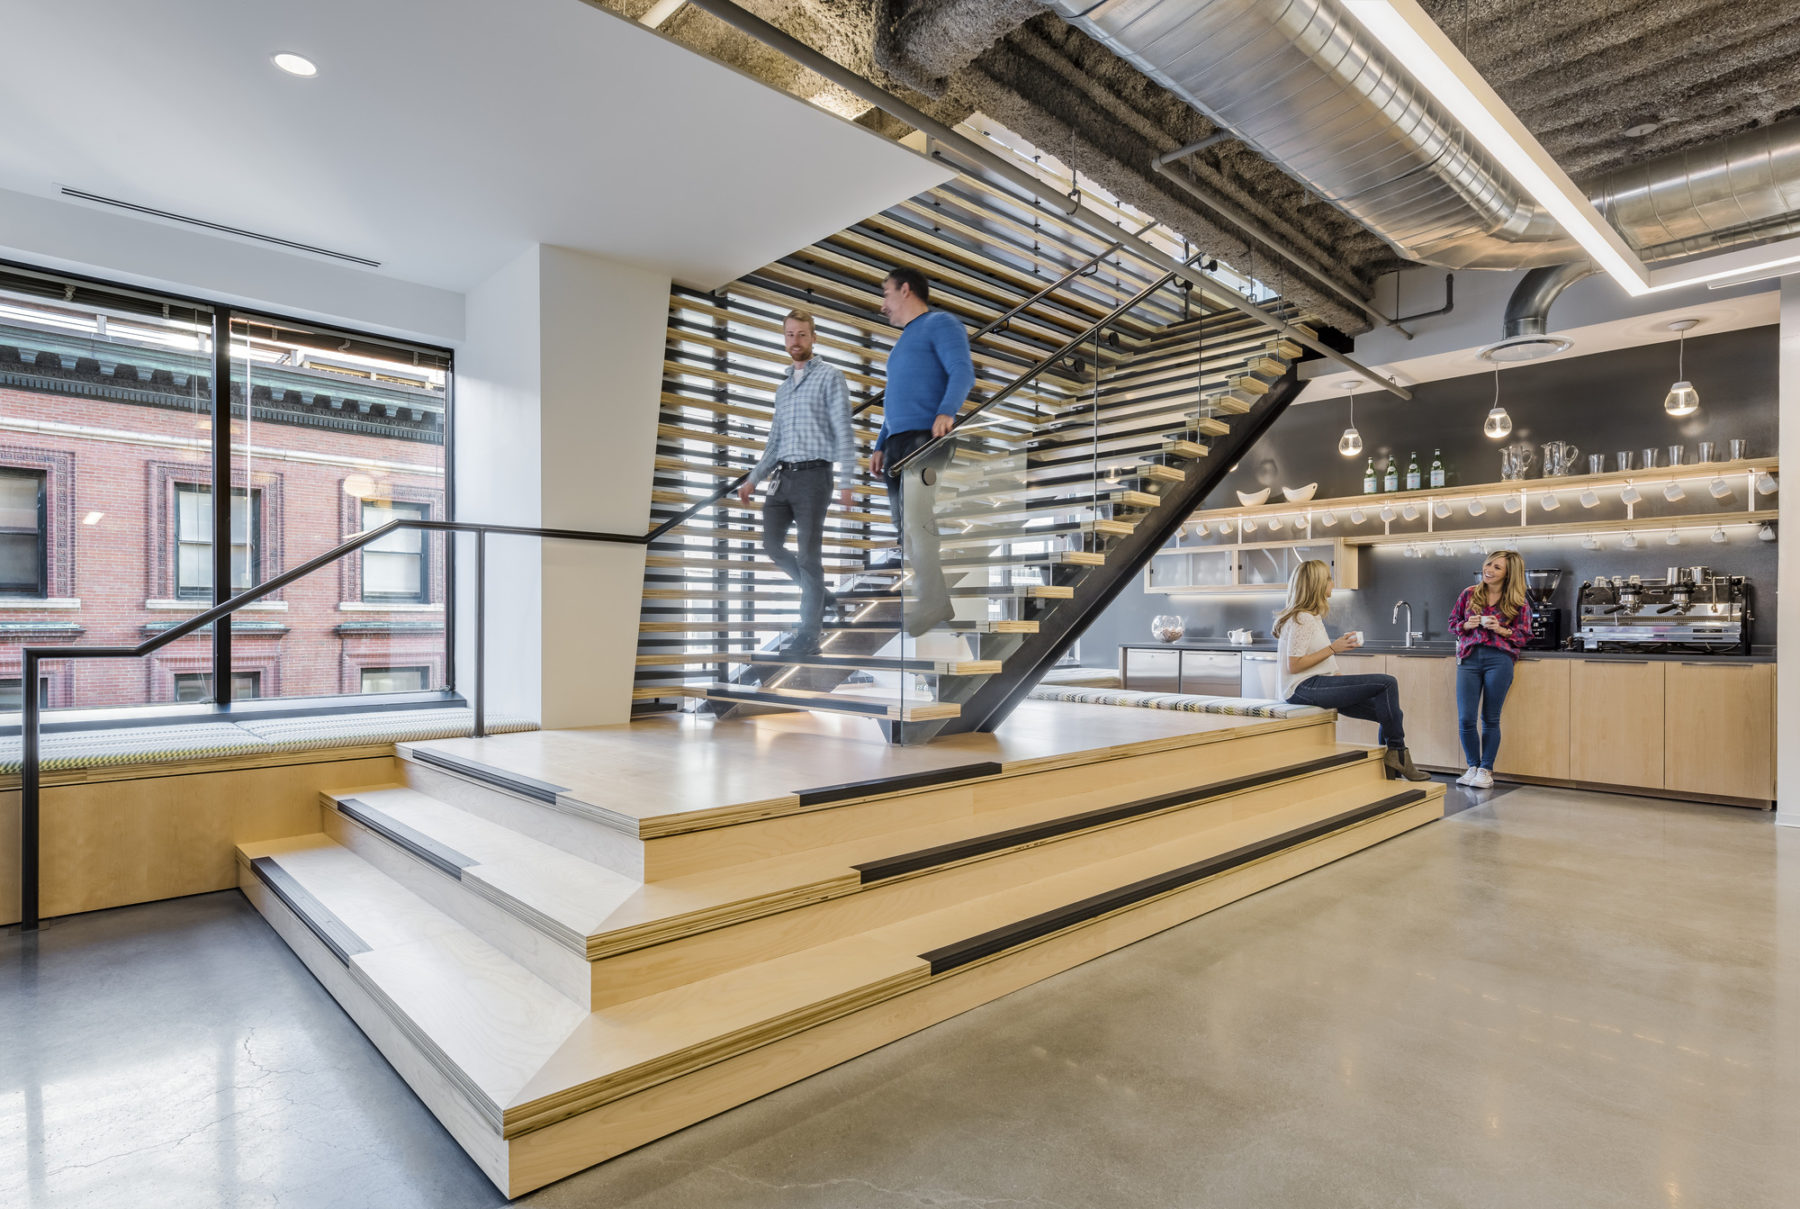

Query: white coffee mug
1346;631;1365;647
1709;478;1733;500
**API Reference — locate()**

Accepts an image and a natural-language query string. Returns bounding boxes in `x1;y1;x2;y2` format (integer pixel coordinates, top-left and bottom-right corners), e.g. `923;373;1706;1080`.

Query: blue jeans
1288;673;1407;750
1456;645;1516;769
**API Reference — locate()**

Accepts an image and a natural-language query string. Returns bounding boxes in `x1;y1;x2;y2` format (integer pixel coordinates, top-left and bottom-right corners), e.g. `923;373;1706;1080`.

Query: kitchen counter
1117;638;1773;662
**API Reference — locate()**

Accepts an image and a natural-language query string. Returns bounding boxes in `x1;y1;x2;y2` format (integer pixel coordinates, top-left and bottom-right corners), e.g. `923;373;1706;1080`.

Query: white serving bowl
1236;488;1271;507
1281;483;1318;503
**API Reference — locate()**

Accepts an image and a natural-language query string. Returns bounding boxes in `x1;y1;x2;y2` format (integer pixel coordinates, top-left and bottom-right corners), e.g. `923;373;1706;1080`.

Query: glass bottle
1428;448;1445;489
1382;456;1399;493
1404;451;1422;492
1362;456;1377;494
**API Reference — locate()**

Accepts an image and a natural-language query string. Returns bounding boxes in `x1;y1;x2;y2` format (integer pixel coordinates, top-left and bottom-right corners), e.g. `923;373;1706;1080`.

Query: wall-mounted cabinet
1146;538;1359;594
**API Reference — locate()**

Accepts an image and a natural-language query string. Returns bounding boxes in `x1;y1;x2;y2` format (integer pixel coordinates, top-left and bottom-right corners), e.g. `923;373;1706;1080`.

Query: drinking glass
1588;454;1605;475
1616;450;1634;471
1730;439;1748;460
1697;441;1717;462
1667;445;1684;466
1641;448;1659;469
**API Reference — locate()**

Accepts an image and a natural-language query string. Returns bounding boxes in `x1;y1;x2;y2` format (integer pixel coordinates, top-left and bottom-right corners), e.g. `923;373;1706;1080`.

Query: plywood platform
239;700;1442;1196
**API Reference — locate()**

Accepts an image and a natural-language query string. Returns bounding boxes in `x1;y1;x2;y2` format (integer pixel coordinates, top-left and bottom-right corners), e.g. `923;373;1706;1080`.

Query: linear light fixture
1341;1;1800;297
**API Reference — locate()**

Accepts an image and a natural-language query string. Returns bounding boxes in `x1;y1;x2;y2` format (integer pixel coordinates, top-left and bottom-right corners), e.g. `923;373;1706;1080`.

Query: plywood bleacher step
242;765;1441;1196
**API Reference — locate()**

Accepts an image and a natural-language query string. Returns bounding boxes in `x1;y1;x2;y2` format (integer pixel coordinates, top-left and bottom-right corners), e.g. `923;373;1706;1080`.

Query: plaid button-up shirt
750;356;856;491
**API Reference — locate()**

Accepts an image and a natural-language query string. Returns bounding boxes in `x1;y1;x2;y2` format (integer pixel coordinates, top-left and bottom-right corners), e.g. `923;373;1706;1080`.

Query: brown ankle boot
1384;747;1432;781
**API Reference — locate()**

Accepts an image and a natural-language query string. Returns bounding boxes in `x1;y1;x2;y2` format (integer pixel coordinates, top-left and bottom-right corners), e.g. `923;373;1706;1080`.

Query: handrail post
473;528;486;739
20;649;40;931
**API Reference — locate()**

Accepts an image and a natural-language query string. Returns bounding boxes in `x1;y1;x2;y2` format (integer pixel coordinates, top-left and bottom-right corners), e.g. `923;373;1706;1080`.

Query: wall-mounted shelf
1173;457;1778;556
1147;537;1359;594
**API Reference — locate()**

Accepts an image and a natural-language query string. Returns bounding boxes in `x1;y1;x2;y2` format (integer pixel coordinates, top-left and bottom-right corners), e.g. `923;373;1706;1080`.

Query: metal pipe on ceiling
675;0;1412;398
1050;0;1800;273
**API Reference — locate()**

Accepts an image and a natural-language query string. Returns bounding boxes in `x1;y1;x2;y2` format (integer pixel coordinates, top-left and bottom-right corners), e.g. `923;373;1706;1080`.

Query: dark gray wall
1081;326;1780;659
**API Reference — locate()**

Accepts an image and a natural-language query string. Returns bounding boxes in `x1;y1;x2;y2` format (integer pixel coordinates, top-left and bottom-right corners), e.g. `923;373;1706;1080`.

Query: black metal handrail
14;517;643;932
888;251;1202;475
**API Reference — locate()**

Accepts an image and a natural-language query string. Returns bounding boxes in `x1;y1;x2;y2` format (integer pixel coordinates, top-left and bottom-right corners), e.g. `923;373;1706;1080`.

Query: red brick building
0;301;448;712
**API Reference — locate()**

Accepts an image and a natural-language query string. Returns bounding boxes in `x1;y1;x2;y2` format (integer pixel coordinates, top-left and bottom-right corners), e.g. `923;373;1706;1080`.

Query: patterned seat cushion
1025;686;1324;718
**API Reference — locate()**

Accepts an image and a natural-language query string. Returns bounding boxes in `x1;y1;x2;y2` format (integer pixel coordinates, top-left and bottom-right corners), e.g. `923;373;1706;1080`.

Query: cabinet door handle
1681;661;1751;667
1599;659;1649;664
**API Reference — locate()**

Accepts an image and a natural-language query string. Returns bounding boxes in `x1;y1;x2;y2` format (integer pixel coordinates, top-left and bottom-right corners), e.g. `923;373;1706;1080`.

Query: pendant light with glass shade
1664;319;1700;416
1483;365;1513;439
1337;380;1363;457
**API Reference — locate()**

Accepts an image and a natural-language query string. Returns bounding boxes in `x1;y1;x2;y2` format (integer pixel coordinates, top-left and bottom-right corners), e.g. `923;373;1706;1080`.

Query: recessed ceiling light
272;52;318;77
1623;116;1662;139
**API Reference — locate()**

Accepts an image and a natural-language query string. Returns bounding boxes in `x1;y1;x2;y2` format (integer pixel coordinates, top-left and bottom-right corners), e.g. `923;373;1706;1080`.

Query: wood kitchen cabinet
1663;662;1773;801
1385;655;1462;769
1331;654;1387;747
1491;658;1571;781
1569;660;1665;789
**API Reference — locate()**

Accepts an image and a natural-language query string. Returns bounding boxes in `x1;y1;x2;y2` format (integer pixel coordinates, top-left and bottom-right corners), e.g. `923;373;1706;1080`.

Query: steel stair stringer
923;365;1307;739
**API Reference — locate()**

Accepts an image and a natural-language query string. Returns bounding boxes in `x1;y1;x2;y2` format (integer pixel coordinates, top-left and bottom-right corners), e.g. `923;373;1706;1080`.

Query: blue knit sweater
876;309;974;450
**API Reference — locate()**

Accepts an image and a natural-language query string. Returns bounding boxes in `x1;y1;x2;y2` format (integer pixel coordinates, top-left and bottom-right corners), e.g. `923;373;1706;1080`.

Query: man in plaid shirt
738;309;855;657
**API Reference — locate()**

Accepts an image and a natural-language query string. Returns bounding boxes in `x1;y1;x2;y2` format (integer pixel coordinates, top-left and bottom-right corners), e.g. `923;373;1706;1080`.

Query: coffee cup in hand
1346;631;1364;648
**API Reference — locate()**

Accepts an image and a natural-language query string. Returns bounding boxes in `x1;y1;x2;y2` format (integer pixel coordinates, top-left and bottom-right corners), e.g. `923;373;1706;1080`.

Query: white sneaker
1469;768;1494;789
1455;767;1479;786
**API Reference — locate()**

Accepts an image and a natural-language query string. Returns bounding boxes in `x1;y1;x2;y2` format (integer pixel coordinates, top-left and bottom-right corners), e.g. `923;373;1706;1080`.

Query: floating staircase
240;708;1445;1195
644;171;1317;739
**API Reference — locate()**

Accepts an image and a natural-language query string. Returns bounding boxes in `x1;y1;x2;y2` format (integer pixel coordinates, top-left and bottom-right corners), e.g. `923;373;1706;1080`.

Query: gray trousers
762;463;832;640
882;430;953;627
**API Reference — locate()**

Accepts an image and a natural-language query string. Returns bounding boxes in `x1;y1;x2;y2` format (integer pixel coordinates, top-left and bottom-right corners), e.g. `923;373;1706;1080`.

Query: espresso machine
1574;567;1753;653
1524;569;1563;650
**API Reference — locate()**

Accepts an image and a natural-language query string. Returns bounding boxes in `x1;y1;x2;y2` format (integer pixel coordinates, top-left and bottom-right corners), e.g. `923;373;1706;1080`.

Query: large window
361;500;429;602
0;264;451;714
175;485;258;600
0;468;46;596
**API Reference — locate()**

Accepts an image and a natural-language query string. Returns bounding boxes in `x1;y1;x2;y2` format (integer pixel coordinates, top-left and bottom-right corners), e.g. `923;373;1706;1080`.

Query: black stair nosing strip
250;855;372;966
408;748;569;805
918;788;1429;975
796;761;1005;807
856;750;1369;884
708;686;893;718
335;797;479;879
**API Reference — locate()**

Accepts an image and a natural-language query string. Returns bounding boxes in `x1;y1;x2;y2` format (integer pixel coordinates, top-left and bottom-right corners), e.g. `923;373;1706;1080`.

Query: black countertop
1118;638;1774;663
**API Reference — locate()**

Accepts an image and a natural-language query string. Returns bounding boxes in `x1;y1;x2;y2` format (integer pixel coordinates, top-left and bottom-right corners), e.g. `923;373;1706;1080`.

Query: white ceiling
0;0;948;294
1294;290;1781;404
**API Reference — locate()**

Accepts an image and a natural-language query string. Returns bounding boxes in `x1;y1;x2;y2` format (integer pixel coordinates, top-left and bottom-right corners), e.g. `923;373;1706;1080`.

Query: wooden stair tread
702;683;961;721
240;836;586;1117
325;785;644;949
500;777;1441;1129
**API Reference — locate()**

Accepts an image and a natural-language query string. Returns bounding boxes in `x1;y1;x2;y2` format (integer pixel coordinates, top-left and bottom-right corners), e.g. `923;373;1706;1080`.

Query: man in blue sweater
869;266;974;637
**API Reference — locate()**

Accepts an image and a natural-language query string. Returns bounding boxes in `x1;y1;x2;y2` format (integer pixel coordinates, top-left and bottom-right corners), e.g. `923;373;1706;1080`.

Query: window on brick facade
172;670;262;702
360;665;429;694
361;500;428;602
0;468;47;597
0;677;50;710
176;484;258;600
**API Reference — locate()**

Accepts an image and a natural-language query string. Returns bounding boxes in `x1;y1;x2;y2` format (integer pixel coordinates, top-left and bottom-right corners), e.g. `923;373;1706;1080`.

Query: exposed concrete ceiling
607;0;1800;334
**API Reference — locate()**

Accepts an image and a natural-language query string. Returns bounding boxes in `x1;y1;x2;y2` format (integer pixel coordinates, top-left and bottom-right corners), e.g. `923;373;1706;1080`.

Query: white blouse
1277;611;1339;700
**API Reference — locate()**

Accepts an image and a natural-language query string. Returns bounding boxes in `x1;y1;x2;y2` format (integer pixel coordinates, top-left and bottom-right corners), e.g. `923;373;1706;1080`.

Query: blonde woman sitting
1275;559;1430;782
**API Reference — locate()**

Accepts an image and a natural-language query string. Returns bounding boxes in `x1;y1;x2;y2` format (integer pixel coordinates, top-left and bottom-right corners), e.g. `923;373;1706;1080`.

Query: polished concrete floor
5;785;1795;1209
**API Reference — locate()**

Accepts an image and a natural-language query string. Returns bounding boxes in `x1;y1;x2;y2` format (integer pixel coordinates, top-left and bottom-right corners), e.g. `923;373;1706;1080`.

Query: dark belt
776;459;830;470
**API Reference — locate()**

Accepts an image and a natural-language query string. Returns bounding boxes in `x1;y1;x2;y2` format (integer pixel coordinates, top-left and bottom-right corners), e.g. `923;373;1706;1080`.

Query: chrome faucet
1393;600;1422;648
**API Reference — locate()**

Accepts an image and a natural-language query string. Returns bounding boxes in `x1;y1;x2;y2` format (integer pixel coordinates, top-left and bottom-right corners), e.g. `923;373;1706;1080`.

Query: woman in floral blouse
1449;550;1532;789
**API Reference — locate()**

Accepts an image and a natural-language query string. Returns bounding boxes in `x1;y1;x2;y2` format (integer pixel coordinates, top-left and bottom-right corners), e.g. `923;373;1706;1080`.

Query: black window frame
2;254;456;713
360;499;430;604
0;466;48;598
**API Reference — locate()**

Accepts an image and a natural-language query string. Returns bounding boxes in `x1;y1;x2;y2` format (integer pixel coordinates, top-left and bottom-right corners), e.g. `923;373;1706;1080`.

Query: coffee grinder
1524;568;1563;650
